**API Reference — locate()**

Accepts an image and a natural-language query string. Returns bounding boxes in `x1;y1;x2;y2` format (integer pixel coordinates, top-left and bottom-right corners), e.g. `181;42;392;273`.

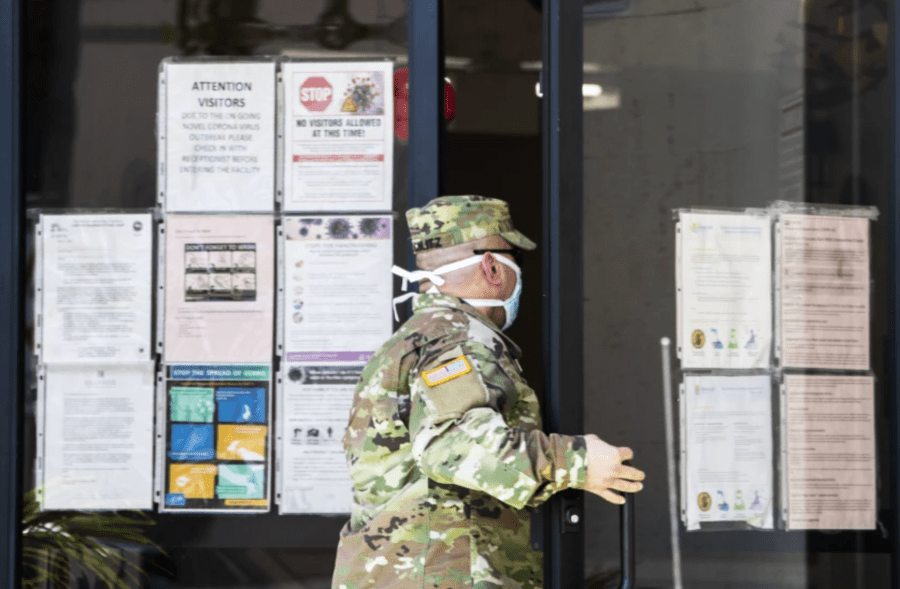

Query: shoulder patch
422;356;471;386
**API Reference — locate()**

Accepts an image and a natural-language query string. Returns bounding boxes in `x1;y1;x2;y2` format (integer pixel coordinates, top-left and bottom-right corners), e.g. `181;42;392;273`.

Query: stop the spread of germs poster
161;364;272;513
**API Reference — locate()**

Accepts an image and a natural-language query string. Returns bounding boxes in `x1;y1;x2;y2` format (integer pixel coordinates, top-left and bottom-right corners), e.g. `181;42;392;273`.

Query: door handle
617;466;635;589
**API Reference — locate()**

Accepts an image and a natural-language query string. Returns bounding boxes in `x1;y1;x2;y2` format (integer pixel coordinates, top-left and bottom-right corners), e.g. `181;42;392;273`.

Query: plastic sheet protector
40;363;155;510
783;374;876;530
39;213;153;363
278;364;359;514
160;364;271;513
160;60;276;212
277;214;393;513
677;211;772;369
282;215;393;362
777;214;870;370
281;60;394;212
682;374;773;530
163;214;274;364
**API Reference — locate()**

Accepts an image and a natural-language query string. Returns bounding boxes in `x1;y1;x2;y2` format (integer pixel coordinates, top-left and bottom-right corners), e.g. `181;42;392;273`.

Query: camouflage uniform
332;197;588;589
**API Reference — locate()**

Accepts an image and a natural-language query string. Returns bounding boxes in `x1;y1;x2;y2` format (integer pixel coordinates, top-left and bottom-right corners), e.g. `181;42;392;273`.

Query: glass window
582;1;891;587
23;1;408;587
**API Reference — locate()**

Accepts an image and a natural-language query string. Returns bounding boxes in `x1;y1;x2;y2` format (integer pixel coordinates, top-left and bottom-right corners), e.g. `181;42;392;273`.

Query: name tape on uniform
422;357;471;387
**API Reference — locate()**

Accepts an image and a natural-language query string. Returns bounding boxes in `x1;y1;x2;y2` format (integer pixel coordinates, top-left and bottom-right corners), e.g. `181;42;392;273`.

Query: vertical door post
408;0;444;208
0;0;22;585
542;0;585;587
889;1;900;587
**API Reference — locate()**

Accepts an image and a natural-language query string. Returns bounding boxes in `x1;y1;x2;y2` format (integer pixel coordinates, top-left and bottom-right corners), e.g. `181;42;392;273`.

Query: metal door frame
541;1;585;588
0;0;22;586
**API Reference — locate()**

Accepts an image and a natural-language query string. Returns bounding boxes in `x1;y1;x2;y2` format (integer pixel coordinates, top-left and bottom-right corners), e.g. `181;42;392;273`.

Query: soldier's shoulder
402;305;473;349
359;307;469;379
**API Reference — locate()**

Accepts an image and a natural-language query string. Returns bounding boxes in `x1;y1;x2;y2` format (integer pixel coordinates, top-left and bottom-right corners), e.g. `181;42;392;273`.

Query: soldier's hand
583;434;645;505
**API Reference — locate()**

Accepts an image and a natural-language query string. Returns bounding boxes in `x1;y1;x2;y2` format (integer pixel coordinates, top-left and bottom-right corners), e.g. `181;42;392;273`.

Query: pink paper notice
785;375;875;530
779;215;870;370
164;215;274;363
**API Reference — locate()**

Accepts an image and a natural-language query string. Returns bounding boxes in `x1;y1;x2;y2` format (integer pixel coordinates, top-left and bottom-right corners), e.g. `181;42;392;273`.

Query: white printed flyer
161;60;276;212
683;374;773;530
40;213;153;363
164;214;274;364
282;61;394;212
278;363;359;514
677;212;772;369
41;363;155;510
282;215;393;363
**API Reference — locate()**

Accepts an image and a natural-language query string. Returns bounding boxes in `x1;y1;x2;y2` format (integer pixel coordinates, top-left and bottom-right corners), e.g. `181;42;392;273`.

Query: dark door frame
890;2;900;588
541;0;585;588
408;2;587;587
0;0;22;586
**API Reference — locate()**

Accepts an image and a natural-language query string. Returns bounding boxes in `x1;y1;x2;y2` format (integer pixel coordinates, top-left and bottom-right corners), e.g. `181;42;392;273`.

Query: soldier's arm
408;341;588;510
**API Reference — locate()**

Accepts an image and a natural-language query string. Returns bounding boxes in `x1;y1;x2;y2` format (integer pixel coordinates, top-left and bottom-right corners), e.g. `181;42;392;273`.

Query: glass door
578;1;894;588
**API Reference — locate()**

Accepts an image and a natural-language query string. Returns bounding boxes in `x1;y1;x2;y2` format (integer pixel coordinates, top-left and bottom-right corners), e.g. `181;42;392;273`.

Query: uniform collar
412;292;522;358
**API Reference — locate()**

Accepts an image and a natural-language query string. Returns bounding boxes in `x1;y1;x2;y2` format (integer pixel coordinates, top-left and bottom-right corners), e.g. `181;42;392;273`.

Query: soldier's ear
480;252;503;286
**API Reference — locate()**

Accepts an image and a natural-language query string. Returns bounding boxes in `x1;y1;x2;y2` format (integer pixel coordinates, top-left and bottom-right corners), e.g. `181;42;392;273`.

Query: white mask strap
392;265;445;291
391;292;418;321
430;252;521;277
392;254;522;319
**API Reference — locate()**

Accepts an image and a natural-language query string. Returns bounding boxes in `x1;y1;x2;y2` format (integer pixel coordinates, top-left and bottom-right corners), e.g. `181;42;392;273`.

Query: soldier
332;195;645;589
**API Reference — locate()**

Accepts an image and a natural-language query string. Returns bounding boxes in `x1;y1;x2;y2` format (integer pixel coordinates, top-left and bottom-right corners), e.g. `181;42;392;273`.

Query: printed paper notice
678;212;772;369
280;363;358;514
282;61;393;212
283;216;392;363
784;374;875;530
683;374;773;530
779;214;870;369
164;364;271;512
162;60;275;212
42;364;155;510
164;215;274;363
41;214;152;363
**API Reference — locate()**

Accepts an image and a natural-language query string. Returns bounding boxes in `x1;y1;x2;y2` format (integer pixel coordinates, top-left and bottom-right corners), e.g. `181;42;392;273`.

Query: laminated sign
39;213;153;363
163;214;274;364
161;364;272;513
676;211;772;370
281;61;394;212
160;60;276;212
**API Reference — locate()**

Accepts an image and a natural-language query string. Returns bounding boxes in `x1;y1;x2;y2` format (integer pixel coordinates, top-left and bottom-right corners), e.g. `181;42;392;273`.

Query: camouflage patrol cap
406;195;537;253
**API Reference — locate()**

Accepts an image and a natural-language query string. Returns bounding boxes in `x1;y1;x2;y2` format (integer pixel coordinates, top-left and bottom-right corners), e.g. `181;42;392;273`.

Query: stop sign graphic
299;77;333;112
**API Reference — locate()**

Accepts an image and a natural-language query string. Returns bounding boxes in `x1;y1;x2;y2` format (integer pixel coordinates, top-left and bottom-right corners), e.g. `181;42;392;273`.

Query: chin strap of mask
391;265;445;321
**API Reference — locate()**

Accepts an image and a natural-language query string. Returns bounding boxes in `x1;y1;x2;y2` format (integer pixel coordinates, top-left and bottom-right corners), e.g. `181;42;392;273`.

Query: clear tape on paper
768;200;879;221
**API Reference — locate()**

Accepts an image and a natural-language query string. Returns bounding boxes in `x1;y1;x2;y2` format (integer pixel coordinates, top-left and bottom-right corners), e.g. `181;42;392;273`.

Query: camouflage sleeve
408;341;588;510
